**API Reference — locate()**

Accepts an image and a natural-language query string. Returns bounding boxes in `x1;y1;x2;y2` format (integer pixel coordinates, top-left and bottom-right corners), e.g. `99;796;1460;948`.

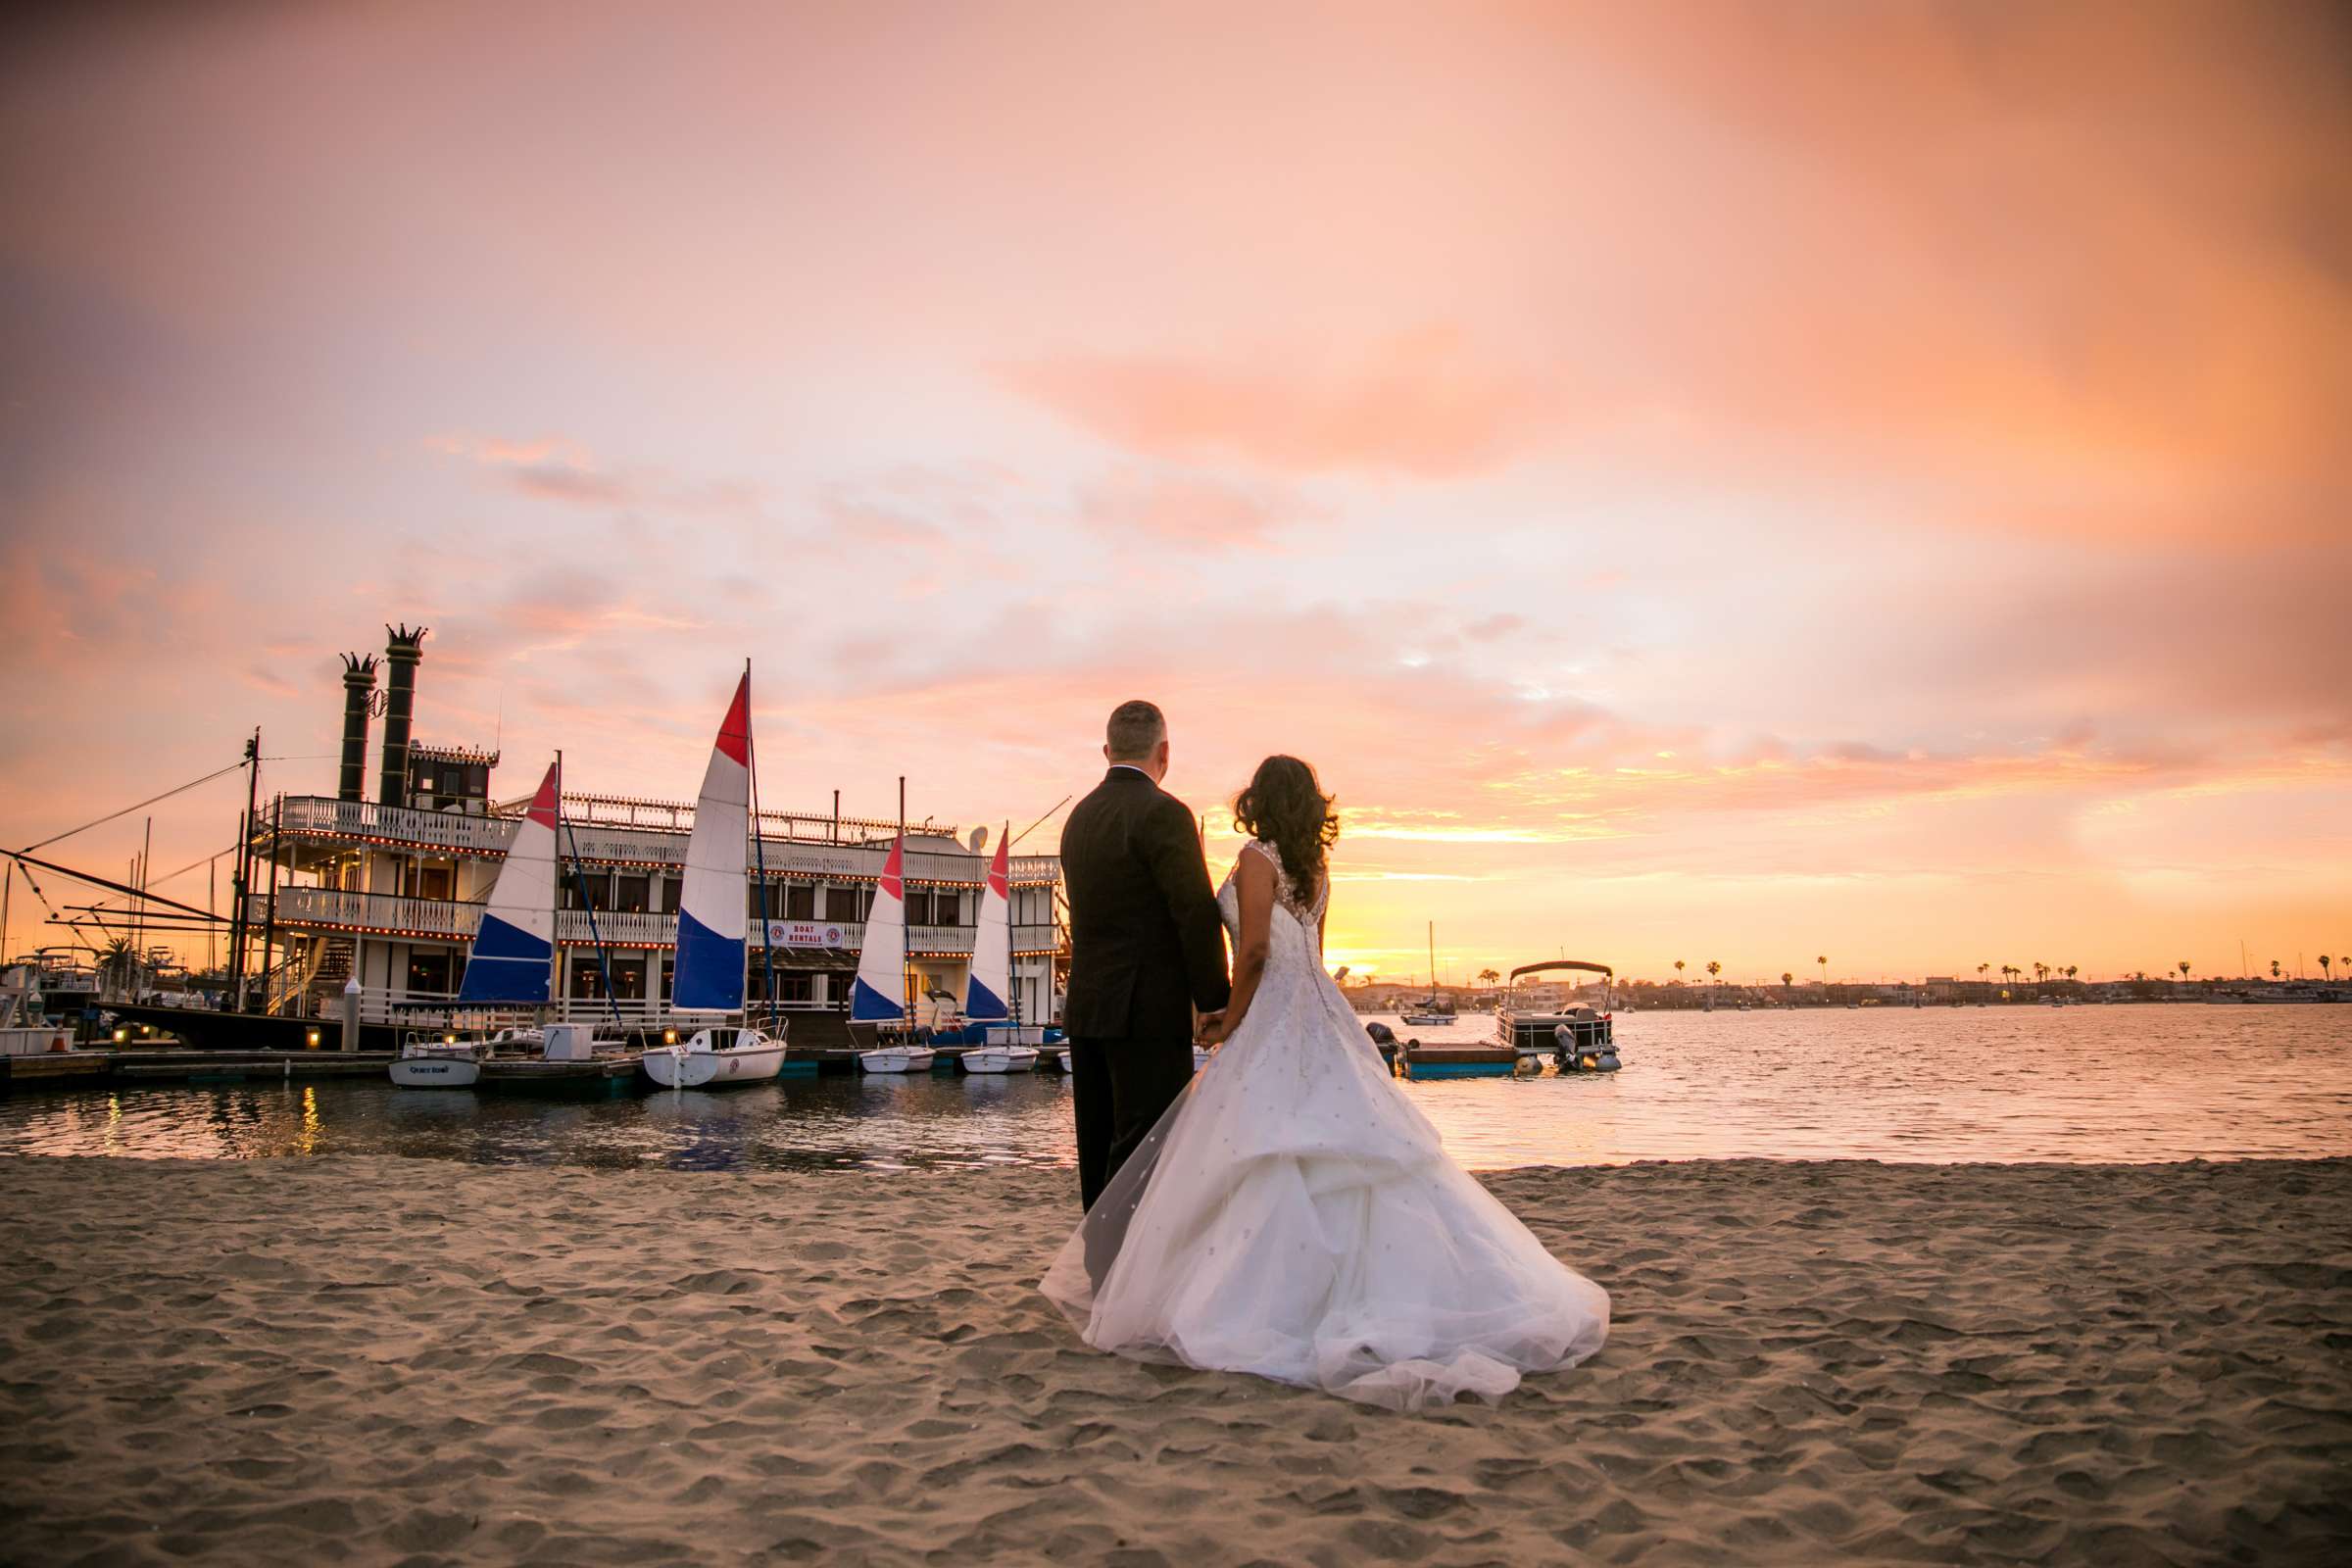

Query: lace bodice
1217;838;1328;954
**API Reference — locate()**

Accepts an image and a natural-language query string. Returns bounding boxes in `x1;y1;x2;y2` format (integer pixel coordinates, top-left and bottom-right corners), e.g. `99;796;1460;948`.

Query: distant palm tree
1817;956;1828;988
1781;971;1793;990
1477;967;1499;989
2179;960;2192;982
2270;959;2282;980
1674;959;1686;984
96;937;138;996
2064;965;2078;982
2321;955;2333;983
1706;960;1721;986
1977;962;1989;984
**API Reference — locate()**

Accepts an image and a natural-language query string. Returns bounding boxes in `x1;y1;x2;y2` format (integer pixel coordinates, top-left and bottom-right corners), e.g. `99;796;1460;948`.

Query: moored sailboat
392;759;564;1088
852;833;934;1072
1398;920;1458;1027
959;830;1036;1073
643;671;789;1088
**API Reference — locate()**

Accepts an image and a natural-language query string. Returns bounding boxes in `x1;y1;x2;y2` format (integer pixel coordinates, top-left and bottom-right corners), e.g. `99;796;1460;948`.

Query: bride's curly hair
1233;755;1340;901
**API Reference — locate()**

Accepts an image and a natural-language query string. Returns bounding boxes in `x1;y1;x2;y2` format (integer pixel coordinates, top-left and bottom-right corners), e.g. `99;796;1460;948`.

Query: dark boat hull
107;1004;402;1054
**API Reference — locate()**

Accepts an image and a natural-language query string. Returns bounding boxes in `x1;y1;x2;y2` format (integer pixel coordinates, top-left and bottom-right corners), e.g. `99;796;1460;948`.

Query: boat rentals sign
762;920;851;951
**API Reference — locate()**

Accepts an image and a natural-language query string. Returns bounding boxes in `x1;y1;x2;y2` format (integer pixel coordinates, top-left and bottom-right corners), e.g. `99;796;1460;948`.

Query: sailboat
1399;921;1458;1027
958;830;1035;1073
643;671;790;1088
853;833;933;1073
392;759;562;1088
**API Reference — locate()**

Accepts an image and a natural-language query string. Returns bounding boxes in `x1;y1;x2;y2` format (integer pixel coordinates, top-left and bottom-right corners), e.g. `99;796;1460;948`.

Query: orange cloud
1003;328;1556;477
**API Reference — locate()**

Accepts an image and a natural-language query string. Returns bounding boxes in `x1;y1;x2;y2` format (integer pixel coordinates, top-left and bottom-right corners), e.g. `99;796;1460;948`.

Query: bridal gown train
1041;839;1608;1411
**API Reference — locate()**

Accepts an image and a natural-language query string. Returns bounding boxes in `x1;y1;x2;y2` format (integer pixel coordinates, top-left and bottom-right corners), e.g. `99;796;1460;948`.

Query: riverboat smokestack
336;653;378;803
376;624;427;807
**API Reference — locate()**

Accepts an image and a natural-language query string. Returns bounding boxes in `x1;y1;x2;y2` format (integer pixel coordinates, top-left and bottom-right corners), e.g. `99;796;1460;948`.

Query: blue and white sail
672;673;751;1012
456;760;561;1004
965;833;1011;1022
850;835;907;1022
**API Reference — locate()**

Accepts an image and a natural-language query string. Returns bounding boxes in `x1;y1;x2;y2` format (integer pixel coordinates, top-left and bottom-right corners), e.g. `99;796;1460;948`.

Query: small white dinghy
391;1034;485;1088
858;1045;936;1073
961;1046;1038;1074
644;1025;788;1088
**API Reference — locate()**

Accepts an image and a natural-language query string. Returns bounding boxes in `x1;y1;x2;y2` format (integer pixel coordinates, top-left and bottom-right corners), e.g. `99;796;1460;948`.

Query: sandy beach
1;1154;2345;1566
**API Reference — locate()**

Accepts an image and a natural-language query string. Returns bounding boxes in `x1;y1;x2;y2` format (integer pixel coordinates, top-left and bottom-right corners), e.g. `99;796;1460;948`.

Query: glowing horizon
1;2;2345;985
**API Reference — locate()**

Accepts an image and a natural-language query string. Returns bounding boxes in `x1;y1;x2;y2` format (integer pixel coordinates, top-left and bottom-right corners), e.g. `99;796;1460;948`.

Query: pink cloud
1075;468;1304;550
1003;328;1556;478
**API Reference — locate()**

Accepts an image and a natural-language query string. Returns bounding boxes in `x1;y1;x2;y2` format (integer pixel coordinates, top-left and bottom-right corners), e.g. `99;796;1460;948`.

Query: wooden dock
1;1049;401;1091
1;1040;1059;1091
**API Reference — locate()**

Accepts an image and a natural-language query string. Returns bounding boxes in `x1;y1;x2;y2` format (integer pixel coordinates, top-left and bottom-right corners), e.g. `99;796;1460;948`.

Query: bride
1041;755;1609;1410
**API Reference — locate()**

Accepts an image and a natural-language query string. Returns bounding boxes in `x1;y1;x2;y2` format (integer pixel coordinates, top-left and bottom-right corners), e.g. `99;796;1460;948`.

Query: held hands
1195;1009;1230;1048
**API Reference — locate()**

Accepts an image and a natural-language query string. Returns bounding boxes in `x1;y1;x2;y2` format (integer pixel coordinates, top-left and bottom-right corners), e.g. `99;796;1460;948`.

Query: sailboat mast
747;659;775;1028
1005;817;1017;1026
899;775;910;1026
555;752;623;1033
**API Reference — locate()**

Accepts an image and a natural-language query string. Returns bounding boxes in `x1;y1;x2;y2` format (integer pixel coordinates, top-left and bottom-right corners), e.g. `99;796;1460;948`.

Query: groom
1059;700;1232;1209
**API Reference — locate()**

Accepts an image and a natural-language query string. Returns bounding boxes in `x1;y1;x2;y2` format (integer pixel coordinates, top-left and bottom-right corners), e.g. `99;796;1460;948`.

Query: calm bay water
3;1005;2347;1170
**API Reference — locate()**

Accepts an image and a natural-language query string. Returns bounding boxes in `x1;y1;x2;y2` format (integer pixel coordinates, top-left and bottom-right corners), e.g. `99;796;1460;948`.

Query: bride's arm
1200;847;1275;1045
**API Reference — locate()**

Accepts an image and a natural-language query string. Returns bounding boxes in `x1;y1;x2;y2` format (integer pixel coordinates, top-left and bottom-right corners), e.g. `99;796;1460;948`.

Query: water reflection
2;1006;2347;1171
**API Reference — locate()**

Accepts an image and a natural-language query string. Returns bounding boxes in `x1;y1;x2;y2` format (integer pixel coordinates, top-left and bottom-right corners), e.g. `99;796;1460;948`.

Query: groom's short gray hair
1105;700;1166;760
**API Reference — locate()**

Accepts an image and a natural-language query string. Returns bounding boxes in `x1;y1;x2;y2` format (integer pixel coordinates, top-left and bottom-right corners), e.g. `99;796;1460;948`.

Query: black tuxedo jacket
1059;767;1232;1042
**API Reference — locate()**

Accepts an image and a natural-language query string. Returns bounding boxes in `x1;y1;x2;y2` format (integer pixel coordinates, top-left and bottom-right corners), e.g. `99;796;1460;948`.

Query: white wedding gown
1041;839;1609;1411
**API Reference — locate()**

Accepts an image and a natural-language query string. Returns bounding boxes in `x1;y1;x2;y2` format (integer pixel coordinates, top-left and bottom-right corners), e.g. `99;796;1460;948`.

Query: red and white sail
457;760;561;1004
965;834;1011;1021
672;673;751;1012
851;835;907;1022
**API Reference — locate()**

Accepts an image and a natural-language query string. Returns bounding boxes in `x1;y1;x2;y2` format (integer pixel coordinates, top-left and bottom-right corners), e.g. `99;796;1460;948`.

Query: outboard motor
1555;1021;1624;1073
1365;1021;1396;1046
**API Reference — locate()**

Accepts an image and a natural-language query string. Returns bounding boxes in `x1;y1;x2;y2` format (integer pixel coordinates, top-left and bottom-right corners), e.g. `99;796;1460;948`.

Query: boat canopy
1508;960;1613;982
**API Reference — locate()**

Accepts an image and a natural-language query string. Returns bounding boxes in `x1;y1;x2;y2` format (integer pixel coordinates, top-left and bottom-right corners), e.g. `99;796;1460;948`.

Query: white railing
277;795;518;855
559;909;672;947
255;887;478;938
253;889;1057;957
270;795;1063;888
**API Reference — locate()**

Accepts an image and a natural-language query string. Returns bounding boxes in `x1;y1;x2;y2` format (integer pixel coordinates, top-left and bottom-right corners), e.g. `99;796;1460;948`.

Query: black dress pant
1070;1035;1195;1210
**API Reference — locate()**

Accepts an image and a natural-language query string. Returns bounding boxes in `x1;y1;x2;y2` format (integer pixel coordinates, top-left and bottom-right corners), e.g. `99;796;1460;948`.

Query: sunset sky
3;1;2347;985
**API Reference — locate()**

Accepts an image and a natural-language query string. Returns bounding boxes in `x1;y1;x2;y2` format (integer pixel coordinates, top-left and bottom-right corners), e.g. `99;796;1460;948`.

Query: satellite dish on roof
968;825;989;853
